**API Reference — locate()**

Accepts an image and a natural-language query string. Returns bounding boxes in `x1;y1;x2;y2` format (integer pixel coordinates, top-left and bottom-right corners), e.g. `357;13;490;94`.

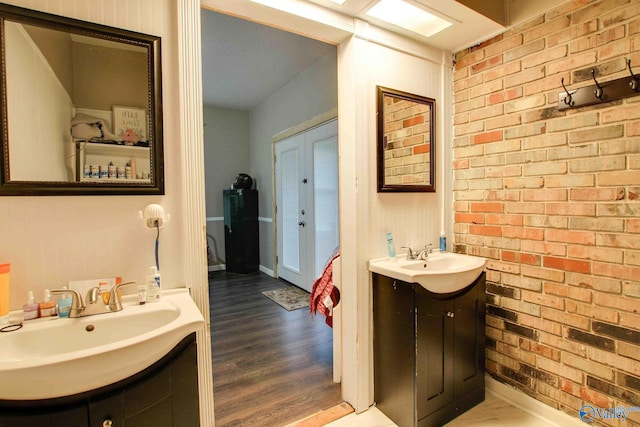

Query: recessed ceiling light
330;0;347;4
365;0;452;38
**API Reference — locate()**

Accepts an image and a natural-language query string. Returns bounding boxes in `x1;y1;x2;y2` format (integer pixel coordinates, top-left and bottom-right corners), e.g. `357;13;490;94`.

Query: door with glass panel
275;119;338;292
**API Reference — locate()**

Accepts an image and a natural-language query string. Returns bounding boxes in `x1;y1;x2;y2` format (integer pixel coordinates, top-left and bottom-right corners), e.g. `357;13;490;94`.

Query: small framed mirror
0;3;163;195
377;86;435;193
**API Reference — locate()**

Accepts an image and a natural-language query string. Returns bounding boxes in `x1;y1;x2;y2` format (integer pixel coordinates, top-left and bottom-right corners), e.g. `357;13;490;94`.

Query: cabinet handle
103;420;113;427
446;311;455;318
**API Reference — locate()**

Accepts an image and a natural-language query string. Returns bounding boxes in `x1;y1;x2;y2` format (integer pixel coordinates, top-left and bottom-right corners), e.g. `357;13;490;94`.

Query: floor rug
262;286;310;311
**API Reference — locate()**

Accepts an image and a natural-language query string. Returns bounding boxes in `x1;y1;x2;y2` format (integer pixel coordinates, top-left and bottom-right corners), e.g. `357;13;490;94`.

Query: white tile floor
325;391;558;427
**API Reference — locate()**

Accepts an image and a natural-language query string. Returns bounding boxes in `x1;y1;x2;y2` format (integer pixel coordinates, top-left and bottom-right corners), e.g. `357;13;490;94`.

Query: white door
310;124;339;280
275;119;338;292
275;133;307;287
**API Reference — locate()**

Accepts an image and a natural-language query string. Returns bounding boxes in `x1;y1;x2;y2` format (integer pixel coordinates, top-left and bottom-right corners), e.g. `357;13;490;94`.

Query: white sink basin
368;251;486;294
0;288;204;400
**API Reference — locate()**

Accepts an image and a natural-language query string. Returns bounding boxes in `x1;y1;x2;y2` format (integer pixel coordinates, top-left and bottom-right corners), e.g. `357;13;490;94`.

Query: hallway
209;271;342;426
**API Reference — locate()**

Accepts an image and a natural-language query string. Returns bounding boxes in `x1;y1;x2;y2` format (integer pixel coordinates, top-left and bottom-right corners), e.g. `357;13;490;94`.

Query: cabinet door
51;406;89;427
416;286;454;421
373;275;415;427
454;273;486;399
0;406;88;427
0;413;52;427
89;393;123;427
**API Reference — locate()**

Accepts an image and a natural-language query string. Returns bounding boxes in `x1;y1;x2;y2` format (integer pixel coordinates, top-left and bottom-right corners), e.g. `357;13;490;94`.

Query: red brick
455;48;485;70
502;251;541;265
488;88;522;105
580;387;612;409
403;116;424;127
413;144;430;155
455;213;485;224
453;159;469;169
628;219;640;233
471;202;504;213
543;256;591;273
471;55;502;74
469;224;502;237
473;131;503;145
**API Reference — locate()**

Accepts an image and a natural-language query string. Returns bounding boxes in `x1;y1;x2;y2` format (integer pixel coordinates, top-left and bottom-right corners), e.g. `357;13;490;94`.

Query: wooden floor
209;270;342;427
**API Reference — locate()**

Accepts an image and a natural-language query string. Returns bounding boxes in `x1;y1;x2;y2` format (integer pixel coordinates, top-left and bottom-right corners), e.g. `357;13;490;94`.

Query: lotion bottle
57;286;73;318
39;289;57;317
23;291;38;320
146;266;161;303
386;232;396;259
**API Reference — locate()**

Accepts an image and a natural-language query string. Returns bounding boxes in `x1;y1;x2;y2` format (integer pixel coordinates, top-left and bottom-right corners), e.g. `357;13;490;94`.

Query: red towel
309;251;341;327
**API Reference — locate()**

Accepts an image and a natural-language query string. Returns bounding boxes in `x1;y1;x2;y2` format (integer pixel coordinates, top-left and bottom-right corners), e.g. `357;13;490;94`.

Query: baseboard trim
485;375;584;427
259;265;275;277
208;264;225;272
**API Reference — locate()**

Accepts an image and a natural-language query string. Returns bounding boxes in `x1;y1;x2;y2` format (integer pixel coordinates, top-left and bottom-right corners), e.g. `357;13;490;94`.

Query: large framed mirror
377;86;435;193
0;3;163;195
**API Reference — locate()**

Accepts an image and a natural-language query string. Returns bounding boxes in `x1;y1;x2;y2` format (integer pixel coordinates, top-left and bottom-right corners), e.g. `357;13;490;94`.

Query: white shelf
74;140;152;183
80;178;151;184
80;142;150;155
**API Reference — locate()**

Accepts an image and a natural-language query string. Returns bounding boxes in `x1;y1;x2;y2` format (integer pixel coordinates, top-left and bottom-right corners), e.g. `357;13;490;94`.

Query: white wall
337;27;453;409
203;106;250;265
6;22;73;182
0;0;183;309
249;49;337;271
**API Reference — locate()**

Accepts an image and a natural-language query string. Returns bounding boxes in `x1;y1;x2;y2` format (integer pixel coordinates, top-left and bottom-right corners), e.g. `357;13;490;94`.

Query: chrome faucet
51;281;136;318
401;246;417;260
417;244;433;260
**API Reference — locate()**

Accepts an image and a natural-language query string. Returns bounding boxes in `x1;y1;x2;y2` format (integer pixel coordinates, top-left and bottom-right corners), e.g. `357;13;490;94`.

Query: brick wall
453;0;640;424
383;95;431;185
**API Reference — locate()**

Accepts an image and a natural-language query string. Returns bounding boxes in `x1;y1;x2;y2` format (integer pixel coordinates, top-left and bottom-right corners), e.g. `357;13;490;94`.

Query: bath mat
262;286;310;311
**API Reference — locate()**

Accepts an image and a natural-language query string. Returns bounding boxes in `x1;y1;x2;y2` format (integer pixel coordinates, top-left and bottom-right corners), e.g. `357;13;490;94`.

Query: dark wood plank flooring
209;271;342;427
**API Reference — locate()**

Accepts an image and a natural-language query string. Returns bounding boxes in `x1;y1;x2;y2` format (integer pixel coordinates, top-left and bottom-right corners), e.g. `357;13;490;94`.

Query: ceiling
201;10;334;110
201;0;569;110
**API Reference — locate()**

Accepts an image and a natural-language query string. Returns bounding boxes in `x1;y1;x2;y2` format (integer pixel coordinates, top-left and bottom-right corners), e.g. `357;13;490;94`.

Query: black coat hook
592;69;604;99
627;58;638;91
561;77;573;106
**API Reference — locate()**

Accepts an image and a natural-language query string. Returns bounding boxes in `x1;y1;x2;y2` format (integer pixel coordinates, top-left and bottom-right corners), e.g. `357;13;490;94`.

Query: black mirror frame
0;3;164;196
376;86;435;193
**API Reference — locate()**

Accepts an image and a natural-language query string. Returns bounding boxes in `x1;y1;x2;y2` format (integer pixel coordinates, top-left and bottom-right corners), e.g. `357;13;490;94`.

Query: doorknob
298;221;306;227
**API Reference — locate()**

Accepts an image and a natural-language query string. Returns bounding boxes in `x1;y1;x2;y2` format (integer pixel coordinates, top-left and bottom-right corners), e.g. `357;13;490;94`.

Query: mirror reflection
377;86;435;193
0;3;164;195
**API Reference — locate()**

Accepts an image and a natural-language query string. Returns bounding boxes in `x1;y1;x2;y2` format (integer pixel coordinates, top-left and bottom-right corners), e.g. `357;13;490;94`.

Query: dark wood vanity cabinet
0;334;199;427
373;272;486;427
